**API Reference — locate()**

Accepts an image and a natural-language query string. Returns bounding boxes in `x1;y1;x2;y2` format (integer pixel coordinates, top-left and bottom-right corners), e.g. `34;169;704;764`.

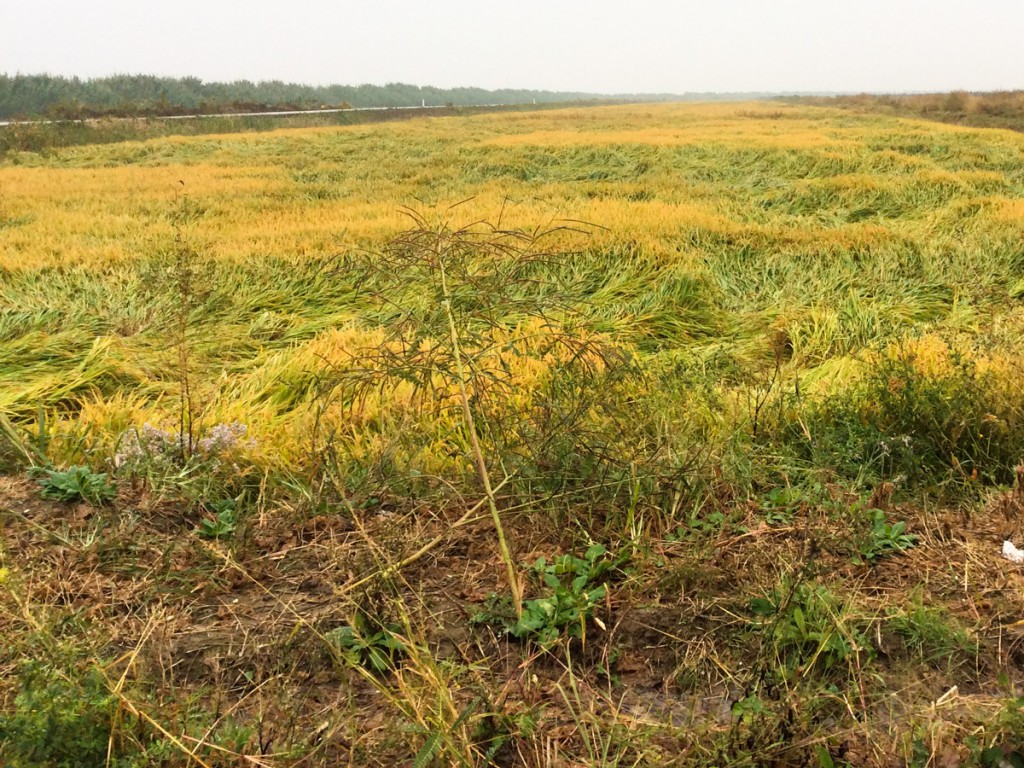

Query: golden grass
3;100;1024;474
2;101;1020;270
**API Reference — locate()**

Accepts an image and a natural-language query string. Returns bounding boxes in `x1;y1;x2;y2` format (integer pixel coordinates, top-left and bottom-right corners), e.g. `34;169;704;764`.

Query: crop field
3;102;1024;766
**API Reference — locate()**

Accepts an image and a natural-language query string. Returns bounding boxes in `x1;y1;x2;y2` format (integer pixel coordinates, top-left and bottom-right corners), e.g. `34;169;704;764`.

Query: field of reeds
3;101;1024;766
792;90;1024;134
0;101;621;157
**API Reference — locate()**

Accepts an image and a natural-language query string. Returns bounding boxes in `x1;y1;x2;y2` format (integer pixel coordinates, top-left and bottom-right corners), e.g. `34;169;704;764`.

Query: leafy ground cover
2;102;1024;765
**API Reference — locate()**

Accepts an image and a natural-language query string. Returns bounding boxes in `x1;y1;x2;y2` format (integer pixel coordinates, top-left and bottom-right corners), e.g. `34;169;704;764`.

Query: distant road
0;103;523;128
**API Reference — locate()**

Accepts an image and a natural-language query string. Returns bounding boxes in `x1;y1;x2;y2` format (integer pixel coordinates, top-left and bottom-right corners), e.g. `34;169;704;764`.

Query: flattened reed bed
2;103;1024;477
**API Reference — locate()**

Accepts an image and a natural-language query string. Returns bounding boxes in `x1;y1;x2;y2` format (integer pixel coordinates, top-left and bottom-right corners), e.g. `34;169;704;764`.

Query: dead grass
3;471;1024;765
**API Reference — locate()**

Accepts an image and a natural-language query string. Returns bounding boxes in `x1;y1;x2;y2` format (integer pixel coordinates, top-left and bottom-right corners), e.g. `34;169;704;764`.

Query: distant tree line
0;74;625;120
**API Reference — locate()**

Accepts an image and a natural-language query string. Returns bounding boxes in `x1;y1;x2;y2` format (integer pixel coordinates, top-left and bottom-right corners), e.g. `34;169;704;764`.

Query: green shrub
36;465;116;505
473;544;630;649
0;662;125;767
750;581;870;681
326;613;408;674
855;509;917;564
796;341;1024;491
887;594;976;670
197;498;239;539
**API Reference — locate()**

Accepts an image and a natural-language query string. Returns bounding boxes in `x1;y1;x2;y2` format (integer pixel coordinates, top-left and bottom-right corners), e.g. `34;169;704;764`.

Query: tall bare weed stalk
312;209;603;617
437;247;522;614
154;184;213;462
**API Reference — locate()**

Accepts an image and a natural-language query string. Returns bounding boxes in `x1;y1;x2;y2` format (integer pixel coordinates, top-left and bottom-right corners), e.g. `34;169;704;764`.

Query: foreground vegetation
3;102;1024;765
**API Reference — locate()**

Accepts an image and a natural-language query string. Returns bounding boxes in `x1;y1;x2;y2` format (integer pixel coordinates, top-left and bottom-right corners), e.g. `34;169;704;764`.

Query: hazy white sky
2;0;1021;93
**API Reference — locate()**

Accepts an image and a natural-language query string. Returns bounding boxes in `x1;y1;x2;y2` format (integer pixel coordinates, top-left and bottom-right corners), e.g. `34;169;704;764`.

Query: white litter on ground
1003;540;1024;563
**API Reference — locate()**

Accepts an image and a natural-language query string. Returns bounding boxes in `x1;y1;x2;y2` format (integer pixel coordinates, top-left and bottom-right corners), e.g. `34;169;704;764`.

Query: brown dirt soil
4;474;1024;765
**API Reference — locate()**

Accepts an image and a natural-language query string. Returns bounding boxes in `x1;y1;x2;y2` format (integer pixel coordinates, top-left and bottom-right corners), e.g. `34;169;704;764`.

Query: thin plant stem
438;244;523;617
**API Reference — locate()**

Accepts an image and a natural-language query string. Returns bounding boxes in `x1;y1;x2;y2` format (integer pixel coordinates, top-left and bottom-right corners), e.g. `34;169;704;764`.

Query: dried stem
438;247;522;617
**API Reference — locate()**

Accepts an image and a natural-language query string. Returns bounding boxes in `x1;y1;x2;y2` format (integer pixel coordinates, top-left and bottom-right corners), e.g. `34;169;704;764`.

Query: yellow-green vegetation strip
1;101;1023;483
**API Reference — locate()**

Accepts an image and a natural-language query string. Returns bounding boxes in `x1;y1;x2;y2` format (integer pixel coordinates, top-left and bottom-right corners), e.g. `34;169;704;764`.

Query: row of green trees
0;74;615;120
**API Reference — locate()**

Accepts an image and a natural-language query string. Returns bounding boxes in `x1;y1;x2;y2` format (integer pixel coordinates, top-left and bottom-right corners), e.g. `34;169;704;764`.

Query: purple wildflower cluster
115;421;254;468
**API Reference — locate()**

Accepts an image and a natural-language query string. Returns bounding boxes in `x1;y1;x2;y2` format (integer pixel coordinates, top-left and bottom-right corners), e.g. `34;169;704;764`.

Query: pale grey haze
1;0;1021;94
